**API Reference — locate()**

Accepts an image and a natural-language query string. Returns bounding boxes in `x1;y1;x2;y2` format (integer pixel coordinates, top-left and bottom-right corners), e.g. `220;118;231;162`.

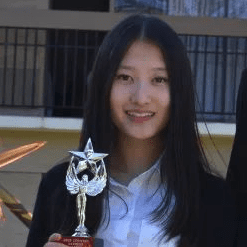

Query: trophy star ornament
69;138;108;175
65;138;108;239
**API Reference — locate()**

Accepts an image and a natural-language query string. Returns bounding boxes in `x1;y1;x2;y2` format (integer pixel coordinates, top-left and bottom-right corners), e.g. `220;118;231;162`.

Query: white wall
0;0;49;9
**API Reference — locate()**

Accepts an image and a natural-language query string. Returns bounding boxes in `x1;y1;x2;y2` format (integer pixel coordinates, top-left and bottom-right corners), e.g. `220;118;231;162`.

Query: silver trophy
65;138;108;238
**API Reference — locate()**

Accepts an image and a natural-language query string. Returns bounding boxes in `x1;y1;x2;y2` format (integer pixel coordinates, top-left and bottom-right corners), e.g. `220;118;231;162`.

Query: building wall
0;0;49;9
200;135;234;177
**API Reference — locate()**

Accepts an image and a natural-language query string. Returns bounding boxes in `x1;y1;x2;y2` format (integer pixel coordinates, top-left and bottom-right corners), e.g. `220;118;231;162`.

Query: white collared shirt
96;160;179;247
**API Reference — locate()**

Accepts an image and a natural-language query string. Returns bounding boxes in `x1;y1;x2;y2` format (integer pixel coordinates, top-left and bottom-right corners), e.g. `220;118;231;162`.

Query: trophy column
56;138;108;247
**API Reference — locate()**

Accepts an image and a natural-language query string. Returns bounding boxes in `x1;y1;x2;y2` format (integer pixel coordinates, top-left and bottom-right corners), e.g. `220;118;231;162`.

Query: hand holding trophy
56;138;108;247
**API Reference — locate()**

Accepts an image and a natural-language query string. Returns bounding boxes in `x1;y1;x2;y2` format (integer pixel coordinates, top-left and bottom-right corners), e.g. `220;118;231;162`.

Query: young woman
26;14;237;247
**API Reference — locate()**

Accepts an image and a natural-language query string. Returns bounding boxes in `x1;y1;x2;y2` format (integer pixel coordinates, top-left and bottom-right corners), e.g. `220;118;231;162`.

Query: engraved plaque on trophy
56;138;108;247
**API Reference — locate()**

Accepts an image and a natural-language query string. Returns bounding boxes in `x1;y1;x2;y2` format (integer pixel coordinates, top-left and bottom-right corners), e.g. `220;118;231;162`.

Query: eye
152;76;169;84
114;74;133;84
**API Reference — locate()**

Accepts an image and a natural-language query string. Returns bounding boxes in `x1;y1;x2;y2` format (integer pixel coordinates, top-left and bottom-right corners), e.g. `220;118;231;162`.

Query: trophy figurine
56;138;108;247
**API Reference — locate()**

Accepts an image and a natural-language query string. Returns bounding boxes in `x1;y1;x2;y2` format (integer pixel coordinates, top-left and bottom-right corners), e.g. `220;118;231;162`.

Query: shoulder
40;161;70;193
26;161;73;246
44;161;70;180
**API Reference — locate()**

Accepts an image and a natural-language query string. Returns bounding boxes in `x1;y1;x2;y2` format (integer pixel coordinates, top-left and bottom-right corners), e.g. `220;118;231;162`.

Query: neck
110;133;164;177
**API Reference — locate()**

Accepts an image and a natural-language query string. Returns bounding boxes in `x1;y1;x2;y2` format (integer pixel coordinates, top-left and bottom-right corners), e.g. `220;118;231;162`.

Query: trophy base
56;236;94;247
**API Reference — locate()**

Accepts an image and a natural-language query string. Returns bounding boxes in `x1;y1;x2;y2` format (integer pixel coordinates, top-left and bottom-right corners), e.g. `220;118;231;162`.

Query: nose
130;81;151;105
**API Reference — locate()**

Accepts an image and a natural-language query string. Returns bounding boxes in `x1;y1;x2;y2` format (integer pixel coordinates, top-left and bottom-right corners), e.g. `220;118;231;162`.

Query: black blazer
26;162;237;247
227;68;247;247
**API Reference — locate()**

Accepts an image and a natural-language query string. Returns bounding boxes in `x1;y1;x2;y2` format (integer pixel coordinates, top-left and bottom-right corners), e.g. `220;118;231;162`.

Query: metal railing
0;26;246;122
181;35;247;122
115;0;247;19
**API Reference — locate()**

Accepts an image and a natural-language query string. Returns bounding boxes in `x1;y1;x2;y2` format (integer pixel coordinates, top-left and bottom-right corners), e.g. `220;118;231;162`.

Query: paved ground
0;129;234;247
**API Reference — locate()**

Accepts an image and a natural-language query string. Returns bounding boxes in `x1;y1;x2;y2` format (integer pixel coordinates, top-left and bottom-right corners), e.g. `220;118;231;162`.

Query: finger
44;242;67;247
48;233;62;242
44;234;66;247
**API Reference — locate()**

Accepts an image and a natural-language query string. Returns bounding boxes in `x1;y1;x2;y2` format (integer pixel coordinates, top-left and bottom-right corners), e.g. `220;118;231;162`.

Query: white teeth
126;111;154;117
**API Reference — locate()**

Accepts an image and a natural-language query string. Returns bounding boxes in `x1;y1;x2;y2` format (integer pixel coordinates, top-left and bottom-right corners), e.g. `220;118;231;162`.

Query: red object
56;236;94;247
0;141;46;228
0;141;46;169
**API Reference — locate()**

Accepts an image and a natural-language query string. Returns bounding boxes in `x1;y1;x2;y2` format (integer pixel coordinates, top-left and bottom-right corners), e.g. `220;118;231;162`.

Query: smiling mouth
126;111;155;123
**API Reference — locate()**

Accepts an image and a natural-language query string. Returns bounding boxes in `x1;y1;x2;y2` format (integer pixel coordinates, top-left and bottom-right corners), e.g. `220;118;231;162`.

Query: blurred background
0;0;247;246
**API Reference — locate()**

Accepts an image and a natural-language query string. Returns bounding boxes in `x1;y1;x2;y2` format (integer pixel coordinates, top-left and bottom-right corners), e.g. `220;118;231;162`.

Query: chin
126;131;159;141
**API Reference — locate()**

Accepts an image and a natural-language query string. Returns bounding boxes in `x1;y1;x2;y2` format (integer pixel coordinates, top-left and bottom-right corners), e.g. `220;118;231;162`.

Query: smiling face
110;40;170;141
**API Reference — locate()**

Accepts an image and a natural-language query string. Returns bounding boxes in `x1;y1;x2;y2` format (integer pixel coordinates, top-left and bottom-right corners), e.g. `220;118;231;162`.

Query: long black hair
80;14;211;245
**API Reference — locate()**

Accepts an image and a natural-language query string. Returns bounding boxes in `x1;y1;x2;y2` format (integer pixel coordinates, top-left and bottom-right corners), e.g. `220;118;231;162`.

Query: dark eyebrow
118;65;135;71
118;65;167;71
152;67;167;72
